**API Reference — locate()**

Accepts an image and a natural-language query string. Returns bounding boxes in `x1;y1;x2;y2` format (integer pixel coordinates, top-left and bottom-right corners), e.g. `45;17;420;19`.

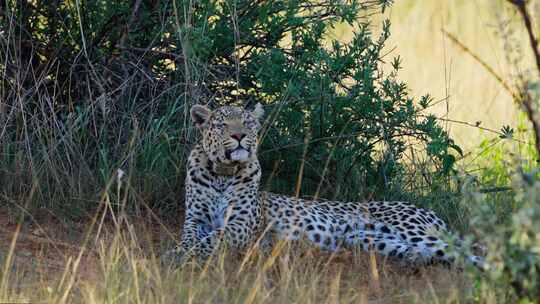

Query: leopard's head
190;104;264;165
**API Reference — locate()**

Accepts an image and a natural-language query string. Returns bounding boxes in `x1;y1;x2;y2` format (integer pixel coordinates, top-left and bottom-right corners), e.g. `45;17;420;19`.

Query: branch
508;0;540;75
507;0;540;161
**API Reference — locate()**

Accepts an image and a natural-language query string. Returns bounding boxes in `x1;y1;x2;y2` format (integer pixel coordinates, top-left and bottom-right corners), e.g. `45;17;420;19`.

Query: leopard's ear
191;104;212;127
251;103;264;121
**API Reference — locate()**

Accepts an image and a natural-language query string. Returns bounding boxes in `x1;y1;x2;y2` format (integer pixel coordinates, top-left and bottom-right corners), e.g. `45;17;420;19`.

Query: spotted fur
165;104;483;268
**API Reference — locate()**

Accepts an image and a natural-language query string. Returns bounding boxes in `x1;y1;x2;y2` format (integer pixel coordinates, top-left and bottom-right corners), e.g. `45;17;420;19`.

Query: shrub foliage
0;0;458;216
466;168;540;302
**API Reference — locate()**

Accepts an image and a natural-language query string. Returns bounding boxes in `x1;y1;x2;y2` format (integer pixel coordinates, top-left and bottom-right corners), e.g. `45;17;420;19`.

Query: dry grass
332;0;535;150
384;0;526;149
0;172;473;303
0;206;473;304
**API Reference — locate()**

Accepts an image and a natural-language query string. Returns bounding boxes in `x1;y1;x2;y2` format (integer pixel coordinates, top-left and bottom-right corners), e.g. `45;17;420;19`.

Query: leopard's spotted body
165;104;483;267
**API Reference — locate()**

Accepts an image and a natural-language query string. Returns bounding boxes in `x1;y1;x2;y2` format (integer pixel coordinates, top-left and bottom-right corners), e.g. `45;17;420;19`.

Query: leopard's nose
231;133;246;141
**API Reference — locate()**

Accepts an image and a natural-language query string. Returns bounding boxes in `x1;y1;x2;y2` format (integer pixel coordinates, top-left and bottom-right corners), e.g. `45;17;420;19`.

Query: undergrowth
0;0;459;221
0;197;471;304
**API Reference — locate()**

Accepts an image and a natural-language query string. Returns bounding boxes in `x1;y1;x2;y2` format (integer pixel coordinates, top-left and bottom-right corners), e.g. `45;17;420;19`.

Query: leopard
164;103;484;268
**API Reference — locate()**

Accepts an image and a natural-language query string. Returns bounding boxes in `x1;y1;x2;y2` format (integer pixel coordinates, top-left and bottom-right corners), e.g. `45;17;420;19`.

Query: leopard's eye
245;120;258;128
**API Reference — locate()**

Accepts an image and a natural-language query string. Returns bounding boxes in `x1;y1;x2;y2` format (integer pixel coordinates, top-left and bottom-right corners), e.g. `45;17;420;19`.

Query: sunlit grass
332;0;534;150
385;0;528;149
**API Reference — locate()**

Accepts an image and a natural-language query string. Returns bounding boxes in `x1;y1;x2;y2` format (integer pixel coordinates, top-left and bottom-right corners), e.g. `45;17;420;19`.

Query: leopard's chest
195;176;256;230
204;177;234;227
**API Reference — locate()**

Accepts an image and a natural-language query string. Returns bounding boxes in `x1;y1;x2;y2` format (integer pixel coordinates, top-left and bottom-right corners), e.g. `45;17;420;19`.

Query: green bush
465;167;540;302
0;0;458;217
